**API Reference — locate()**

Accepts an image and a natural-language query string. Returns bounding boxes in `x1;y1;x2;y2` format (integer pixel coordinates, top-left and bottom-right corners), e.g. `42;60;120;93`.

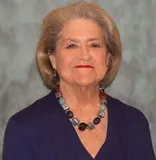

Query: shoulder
107;94;148;127
11;90;57;120
6;90;59;136
107;95;156;159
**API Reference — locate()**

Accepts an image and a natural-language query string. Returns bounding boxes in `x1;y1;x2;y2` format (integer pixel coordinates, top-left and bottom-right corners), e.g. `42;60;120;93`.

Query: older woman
3;1;156;160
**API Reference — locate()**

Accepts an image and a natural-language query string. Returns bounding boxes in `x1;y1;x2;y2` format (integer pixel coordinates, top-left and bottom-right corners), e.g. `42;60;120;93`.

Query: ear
48;54;56;69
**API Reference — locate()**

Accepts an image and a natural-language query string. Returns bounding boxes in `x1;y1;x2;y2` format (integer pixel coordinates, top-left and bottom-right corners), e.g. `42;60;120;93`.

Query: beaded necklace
55;83;107;131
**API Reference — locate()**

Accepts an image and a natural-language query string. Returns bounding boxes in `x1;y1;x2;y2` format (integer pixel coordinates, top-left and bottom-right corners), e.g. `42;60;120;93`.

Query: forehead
58;19;104;42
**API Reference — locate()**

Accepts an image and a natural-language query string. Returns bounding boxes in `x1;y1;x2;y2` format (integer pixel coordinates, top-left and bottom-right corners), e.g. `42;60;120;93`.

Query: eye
91;43;100;48
66;44;77;49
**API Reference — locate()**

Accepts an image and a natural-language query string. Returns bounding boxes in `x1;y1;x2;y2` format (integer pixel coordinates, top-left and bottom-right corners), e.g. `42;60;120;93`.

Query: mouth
74;65;94;68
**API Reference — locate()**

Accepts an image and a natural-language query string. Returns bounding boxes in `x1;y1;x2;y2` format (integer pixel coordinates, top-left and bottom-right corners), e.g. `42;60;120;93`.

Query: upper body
3;89;156;160
3;1;156;160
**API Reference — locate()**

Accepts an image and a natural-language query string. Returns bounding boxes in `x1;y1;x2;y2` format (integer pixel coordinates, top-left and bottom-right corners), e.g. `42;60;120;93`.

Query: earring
47;49;52;55
53;68;57;78
52;68;60;84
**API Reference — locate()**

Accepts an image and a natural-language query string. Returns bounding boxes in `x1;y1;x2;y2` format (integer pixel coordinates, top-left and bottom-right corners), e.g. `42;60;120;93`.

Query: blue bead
100;111;105;118
88;122;95;130
59;98;65;105
55;92;62;98
100;104;107;111
71;118;79;126
62;104;69;110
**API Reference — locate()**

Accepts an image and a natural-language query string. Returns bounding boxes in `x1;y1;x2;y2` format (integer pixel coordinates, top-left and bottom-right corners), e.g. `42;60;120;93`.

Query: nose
80;45;91;60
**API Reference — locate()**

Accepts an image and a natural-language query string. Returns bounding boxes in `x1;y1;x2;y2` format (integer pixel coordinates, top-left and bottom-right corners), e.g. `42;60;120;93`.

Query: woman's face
49;19;109;87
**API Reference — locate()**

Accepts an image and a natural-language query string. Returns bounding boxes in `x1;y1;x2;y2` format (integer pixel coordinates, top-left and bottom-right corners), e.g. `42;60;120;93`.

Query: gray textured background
0;0;156;159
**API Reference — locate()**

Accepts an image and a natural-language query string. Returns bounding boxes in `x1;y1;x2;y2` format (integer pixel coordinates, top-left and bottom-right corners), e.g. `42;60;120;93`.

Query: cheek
94;51;107;67
94;51;108;77
56;54;73;72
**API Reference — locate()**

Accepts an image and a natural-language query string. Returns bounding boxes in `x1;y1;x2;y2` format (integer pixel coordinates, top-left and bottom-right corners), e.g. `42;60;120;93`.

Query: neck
59;80;100;112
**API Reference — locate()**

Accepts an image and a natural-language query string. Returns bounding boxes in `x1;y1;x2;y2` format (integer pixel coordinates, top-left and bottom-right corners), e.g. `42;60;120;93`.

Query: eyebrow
64;38;101;43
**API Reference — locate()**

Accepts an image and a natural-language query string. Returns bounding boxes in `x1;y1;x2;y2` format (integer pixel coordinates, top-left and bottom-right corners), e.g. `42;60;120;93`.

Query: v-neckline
54;90;113;160
70;95;112;160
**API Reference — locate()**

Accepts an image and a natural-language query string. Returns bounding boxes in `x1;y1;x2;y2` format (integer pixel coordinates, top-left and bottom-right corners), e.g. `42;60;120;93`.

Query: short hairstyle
36;0;122;90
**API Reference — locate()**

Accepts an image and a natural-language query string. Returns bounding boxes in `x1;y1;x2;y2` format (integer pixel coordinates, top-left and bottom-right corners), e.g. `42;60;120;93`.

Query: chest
75;122;107;158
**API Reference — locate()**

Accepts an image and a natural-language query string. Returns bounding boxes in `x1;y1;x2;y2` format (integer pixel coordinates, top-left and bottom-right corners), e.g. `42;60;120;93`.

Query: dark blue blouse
3;89;156;160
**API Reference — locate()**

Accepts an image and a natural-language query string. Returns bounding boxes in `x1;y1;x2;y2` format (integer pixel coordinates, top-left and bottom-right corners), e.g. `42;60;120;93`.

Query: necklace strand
55;83;107;131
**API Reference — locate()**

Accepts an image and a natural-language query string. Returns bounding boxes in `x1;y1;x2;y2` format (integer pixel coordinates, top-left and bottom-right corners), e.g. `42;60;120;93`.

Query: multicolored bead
78;122;88;131
62;103;69;110
87;122;95;130
55;84;60;92
55;92;62;98
93;117;101;125
99;98;106;105
99;111;105;118
71;118;79;126
100;104;107;111
55;83;107;131
59;97;65;105
66;110;74;118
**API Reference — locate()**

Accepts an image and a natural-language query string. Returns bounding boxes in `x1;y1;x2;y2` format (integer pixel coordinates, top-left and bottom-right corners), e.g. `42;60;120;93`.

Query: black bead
66;110;74;119
78;122;88;131
93;117;101;125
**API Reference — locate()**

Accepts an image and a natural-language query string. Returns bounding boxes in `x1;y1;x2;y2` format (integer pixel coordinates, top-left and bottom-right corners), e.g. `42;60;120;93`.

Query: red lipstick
74;65;94;68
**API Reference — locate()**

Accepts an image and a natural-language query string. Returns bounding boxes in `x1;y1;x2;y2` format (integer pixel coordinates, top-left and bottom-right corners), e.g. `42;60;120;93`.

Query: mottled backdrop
0;0;156;159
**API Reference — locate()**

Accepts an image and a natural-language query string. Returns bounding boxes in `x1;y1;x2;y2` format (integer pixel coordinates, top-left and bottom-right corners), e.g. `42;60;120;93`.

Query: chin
74;79;98;87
